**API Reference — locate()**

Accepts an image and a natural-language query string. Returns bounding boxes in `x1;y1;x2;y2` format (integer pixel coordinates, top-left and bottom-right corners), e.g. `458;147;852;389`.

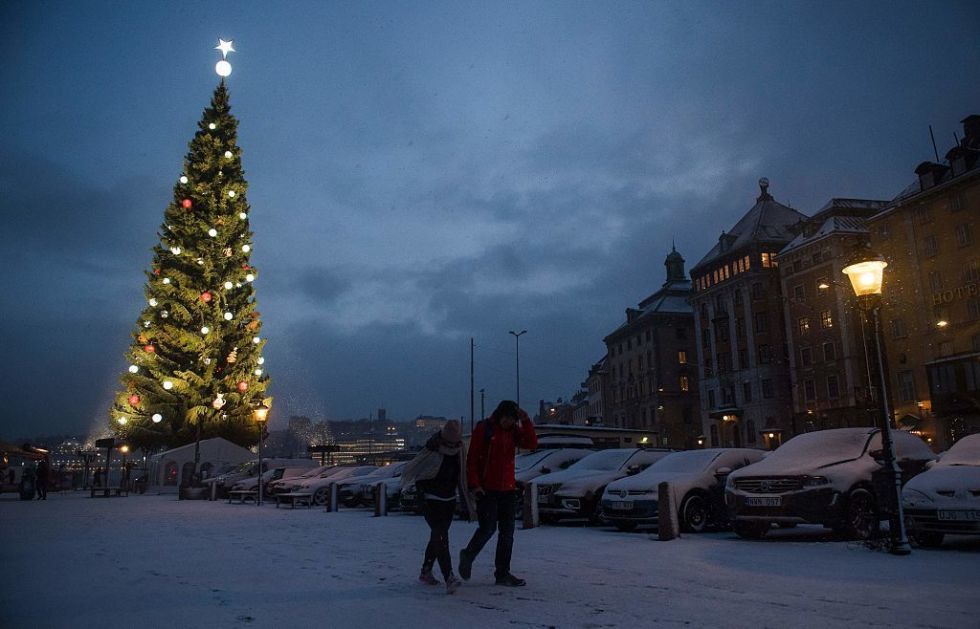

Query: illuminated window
761;253;771;268
798;317;810;335
820;310;833;329
678;350;688;365
680;376;690;392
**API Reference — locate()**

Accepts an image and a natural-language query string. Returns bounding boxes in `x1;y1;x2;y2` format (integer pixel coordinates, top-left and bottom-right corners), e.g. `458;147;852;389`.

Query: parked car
230;466;313;494
903;433;980;547
399;482;422;514
281;465;378;506
726;427;934;540
601;448;766;532
534;448;674;522
359;474;408;510
516;448;595;486
266;464;334;496
206;458;317;497
335;462;407;507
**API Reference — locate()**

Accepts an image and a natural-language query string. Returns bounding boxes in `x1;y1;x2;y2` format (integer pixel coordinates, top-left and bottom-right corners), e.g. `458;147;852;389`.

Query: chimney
962;114;980;146
914;161;948;191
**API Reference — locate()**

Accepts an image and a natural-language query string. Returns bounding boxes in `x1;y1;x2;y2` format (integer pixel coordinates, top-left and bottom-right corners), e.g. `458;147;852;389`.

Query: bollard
325;482;339;512
657;481;679;541
210;482;217;502
374;482;388;517
522;483;539;529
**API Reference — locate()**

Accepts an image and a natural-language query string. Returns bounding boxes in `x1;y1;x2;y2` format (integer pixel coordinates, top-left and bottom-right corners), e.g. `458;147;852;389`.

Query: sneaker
446;573;462;594
458;549;473;580
495;573;526;587
419;569;439;586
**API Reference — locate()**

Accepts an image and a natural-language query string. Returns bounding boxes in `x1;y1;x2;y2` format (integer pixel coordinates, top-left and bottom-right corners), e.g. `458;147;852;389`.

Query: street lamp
842;254;911;555
253;402;270;506
509;330;527;406
119;445;130;491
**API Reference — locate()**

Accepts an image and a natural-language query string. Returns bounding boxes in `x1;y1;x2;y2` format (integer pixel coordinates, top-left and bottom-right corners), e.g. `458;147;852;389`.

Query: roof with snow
780;214;871;255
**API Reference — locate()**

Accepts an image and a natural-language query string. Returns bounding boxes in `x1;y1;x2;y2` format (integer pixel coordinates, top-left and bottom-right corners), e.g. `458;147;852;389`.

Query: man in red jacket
459;399;538;587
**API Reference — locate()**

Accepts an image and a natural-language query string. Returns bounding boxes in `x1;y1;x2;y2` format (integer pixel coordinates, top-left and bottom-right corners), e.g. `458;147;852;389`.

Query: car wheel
910;530;944;548
614;521;638;532
312;487;327;506
680;493;709;533
843;488;878;540
733;520;770;539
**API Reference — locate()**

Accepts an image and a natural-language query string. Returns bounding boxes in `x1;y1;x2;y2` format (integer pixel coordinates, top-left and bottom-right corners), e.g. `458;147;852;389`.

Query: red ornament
144;344;156;353
241;264;250;270
181;199;193;209
153;268;160;276
200;291;213;303
128;394;141;406
237;381;248;393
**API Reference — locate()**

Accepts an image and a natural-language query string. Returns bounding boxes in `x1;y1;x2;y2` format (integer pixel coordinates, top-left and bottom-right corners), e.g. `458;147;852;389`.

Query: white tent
147;437;253;493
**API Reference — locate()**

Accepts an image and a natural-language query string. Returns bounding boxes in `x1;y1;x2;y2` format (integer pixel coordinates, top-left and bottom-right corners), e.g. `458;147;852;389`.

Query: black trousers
422;498;457;579
463;490;517;578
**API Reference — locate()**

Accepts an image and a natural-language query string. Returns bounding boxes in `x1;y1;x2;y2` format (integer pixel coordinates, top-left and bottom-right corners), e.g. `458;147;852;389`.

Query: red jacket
467;411;538;492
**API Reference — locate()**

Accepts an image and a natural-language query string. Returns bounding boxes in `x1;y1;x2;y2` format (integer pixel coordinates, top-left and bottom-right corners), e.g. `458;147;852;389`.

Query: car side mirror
714;466;732;477
540;467;551;475
924;460;936;469
626;464;641;476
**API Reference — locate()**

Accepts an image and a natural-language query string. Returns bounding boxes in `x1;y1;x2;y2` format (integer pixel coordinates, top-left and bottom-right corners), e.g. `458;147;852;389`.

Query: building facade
778;199;887;434
690;180;807;449
868;114;980;449
602;248;699;448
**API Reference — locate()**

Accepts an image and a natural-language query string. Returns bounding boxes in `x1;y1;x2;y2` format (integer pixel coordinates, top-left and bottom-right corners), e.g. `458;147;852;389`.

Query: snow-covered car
335;462;407;507
726;427;934;540
359;474;408;510
516;448;594;485
265;464;334;496
535;448;674;522
601;448;766;532
280;465;378;506
205;458;317;497
903;433;980;547
230;466;313;494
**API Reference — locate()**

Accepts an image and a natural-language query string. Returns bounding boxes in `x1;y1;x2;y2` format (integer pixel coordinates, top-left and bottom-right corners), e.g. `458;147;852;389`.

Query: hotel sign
932;282;979;305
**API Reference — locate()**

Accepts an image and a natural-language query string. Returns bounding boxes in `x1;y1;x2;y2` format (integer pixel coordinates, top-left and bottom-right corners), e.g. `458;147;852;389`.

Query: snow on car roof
939;433;980;466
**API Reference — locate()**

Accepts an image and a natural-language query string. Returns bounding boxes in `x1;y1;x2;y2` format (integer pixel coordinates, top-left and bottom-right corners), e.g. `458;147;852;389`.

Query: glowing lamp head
842;257;887;297
215;60;232;77
253;403;270;423
937;320;949;328
120;445;130;454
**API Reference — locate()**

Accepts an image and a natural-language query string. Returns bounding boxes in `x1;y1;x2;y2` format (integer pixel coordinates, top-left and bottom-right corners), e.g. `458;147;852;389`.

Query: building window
743;382;753;403
820;310;833;329
798;317;810;335
792;259;803;273
876;222;889;238
964;260;980;283
938;341;953;357
800;347;813;367
956;223;974;247
823;341;836;361
707;389;716;408
758;344;771;364
922;235;938;257
754;312;769;334
738;347;748;369
951;192;966;212
678;350;688;365
793;284;805;301
827;374;840;399
968;297;980;321
928;270;943;292
751;282;764;300
746;419;757;444
761;252;773;268
812;251;823;264
803;379;816;401
890;318;907;339
897;371;916;403
762;379;774;399
680;375;690;392
914;206;933;225
638;355;644;371
710;425;719;447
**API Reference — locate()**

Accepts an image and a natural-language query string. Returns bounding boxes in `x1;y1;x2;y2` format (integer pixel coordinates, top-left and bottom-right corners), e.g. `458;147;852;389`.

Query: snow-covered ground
2;492;977;628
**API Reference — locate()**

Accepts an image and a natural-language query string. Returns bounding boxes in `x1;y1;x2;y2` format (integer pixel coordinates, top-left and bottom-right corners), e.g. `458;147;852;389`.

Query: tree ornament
246;273;255;282
252;336;261;344
257;357;265;365
144;344;156;353
228;190;236;197
204;357;212;365
254;368;263;376
223;281;233;289
163;278;171;284
212;393;226;409
148;298;158;307
161;311;169;319
242;244;251;253
242;264;250;270
208;123;217;130
201;326;210;335
128;394;141;406
152;413;163;423
163;380;174;390
138;333;148;344
128;364;139;373
223;247;233;257
227;348;238;363
143;321;151;328
118;417;128;425
237;381;248;393
179;175;188;184
247;320;259;330
170;246;181;255
153;268;161;276
239;212;247;220
182;199;193;209
224;150;233;159
201;291;213;303
208;228;217;237
224;312;233;320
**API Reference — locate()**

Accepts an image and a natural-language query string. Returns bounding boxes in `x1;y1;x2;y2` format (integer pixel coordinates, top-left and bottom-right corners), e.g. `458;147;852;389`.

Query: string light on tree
152;413;163;423
208;123;217;130
128;365;139;373
224;312;233;320
179;175;188;184
208;228;218;237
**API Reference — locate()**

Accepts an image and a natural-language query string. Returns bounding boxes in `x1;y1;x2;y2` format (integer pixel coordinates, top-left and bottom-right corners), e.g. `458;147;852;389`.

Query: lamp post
253;402;270;506
119;445;130;491
509;330;527;406
842;255;911;555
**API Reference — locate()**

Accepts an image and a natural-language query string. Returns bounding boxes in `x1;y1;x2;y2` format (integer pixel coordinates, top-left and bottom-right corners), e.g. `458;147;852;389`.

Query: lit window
761;253;771;268
820;310;833;329
680;376;690;392
678;351;688;365
798;317;810;335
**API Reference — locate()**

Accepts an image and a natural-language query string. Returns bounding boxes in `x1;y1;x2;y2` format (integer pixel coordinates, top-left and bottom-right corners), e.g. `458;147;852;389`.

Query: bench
90;486;129;498
275;492;314;509
227;489;258;504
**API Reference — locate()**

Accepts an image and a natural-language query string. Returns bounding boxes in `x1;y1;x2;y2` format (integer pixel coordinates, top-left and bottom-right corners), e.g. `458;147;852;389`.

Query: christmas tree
111;41;270;455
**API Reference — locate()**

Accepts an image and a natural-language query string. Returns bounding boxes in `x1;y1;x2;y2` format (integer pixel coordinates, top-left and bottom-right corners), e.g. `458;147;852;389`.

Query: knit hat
441;419;462;444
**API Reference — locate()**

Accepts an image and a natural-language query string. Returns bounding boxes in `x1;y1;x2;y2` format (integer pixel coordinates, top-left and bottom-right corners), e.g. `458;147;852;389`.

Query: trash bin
19;476;36;501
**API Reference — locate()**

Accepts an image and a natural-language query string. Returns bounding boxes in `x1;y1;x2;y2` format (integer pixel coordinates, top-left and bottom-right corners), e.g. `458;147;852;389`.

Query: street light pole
509;330;527;406
253;402;270;506
843;256;911;555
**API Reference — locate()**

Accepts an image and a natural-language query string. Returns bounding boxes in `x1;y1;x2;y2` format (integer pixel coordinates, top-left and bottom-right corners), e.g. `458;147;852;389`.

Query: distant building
868;114;980;449
778;198;888;435
581;357;608;425
602;247;699;448
690;180;807;449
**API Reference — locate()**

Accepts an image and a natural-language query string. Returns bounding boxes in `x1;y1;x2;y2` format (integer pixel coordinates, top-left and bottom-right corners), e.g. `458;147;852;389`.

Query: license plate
745;496;782;507
609;501;634;510
938;509;980;521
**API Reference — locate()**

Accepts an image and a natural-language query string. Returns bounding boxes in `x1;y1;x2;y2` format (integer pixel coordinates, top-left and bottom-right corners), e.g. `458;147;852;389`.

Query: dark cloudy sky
1;1;978;439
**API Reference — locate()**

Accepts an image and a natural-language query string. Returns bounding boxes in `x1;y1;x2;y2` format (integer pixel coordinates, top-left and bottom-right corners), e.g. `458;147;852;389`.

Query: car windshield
350;467;377;477
571;450;632;472
516;451;552;471
766;429;873;465
647;450;721;474
298;465;330;478
319;467;348;478
938;435;980;466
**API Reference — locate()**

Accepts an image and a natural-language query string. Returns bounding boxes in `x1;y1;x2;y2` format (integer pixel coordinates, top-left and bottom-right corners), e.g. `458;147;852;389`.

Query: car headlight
725;476;735;491
803;476;830;487
903;488;934;504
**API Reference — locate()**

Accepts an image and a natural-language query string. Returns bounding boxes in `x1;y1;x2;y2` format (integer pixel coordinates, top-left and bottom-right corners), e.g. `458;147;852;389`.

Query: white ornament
128;365;139;373
201;326;210;335
215;60;232;77
179;175;188;184
215;38;236;58
143;321;151;327
162;278;171;284
212;392;227;409
208;228;217;237
254;368;263;376
117;417;128;425
224;312;233;320
197;259;204;265
224;150;233;159
163;380;174;390
148;298;158;307
208;123;217;130
257;357;265;365
228;190;236;197
239;212;247;220
204;358;212;365
161;311;169;319
252;336;261;344
224;281;233;290
246;273;255;282
235;283;242;288
242;244;250;253
152;413;163;423
171;246;181;255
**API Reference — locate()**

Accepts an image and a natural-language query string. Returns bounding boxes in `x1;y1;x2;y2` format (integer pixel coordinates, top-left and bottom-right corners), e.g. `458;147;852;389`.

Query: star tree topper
215;39;236;58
